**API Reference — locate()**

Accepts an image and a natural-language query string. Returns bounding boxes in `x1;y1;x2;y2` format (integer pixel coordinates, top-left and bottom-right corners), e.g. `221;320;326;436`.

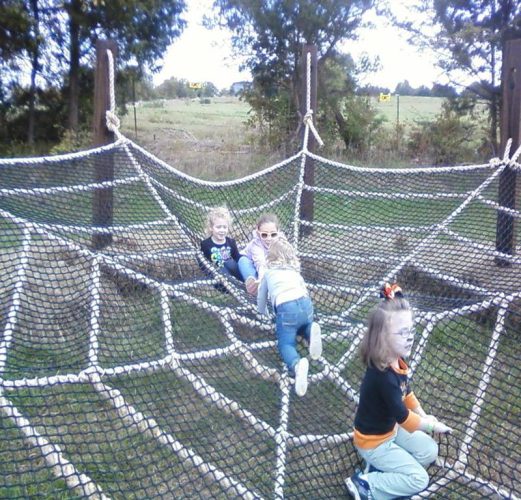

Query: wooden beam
495;38;521;265
92;39;117;250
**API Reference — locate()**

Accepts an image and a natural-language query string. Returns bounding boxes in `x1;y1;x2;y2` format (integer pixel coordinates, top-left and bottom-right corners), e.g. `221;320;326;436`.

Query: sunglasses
259;231;278;239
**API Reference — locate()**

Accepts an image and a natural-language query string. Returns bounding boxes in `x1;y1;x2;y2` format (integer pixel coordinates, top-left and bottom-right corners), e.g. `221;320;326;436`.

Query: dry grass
120;97;287;181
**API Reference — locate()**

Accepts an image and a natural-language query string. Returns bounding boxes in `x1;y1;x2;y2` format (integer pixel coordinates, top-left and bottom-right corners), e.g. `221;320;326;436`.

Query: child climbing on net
345;283;453;500
257;237;322;397
200;206;243;282
239;212;282;295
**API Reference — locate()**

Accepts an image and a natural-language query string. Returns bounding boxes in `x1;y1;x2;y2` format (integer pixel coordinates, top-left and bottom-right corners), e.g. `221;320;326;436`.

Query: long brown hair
360;297;411;370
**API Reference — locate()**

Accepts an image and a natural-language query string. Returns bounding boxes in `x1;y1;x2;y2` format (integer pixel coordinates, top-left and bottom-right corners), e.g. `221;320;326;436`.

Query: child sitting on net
345;283;453;500
238;212;282;295
257;237;322;397
200;206;242;282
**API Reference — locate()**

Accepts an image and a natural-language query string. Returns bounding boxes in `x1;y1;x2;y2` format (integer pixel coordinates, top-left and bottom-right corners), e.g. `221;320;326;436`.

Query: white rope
0;175;142;197
306;150;496;174
87;255;102;366
0;228;31;375
105;49;121;137
127;138;303;187
302;51;324;149
274;373;292;499
457;299;507;468
0;391;108;498
443;227;521;264
92;378;263;500
0;138;126;166
308;185;471;201
149;175;299;215
303;110;324;148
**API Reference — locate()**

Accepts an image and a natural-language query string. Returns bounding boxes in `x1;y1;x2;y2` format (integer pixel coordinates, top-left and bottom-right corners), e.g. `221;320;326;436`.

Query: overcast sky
153;0;448;91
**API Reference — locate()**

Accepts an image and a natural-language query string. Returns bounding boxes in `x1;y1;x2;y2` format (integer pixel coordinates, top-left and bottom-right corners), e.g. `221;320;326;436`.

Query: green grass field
119;95;453;180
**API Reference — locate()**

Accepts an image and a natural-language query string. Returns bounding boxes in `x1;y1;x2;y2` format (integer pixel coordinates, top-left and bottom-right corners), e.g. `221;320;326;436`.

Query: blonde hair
256;212;279;230
205;206;232;237
360;297;412;371
267;237;300;271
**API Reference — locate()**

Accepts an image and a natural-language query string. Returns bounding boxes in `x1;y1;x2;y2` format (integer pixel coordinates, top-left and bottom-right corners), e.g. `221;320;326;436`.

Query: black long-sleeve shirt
200;236;241;269
353;358;421;449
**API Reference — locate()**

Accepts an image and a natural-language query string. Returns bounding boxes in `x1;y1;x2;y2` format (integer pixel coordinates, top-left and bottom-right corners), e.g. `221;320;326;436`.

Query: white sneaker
294;357;309;397
309;322;322;360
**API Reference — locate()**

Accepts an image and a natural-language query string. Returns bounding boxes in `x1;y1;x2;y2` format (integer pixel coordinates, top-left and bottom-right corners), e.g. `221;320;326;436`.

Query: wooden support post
299;44;318;237
495;38;521;266
92;39;117;250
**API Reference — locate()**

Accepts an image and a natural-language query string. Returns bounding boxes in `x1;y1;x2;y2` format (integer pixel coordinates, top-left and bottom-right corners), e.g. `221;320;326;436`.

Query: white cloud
154;0;454;91
153;0;250;90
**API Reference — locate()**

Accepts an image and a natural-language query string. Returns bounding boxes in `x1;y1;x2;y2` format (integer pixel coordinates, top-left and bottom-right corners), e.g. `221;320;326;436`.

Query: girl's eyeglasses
393;327;416;338
259;231;278;239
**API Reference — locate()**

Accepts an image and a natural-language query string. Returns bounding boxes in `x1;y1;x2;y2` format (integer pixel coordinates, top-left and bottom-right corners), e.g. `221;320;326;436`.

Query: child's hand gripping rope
420;415;453;434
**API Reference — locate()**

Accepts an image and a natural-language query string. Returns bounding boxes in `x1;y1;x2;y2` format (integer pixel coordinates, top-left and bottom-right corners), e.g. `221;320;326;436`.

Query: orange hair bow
380;282;403;300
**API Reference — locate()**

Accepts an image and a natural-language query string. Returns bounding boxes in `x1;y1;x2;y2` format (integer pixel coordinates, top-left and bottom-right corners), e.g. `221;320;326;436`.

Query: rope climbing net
0;51;520;499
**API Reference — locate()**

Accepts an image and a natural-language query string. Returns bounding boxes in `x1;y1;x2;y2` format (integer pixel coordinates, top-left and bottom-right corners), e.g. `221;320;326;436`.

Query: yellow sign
189;82;203;89
379;93;391;102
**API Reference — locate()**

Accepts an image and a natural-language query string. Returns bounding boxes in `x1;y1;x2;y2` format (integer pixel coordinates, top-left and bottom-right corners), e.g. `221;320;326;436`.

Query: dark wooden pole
299;44;318;236
92;39;117;250
495;38;521;265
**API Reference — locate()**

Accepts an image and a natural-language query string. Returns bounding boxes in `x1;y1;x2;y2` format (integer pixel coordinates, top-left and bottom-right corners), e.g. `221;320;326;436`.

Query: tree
209;0;375;147
395;80;414;96
61;0;187;133
390;0;521;154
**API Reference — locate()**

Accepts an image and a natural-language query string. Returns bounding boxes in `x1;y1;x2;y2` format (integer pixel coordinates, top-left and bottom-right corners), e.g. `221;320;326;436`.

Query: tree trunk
67;0;81;133
334;108;350;150
27;0;40;146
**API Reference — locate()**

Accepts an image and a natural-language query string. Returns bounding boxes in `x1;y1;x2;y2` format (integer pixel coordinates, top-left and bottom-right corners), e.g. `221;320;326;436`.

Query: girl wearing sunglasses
238;212;282;295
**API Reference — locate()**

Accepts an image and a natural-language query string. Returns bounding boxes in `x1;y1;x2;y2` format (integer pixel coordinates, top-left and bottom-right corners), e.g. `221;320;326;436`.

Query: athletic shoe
294;357;309;396
245;276;258;295
345;472;372;499
308;322;322;360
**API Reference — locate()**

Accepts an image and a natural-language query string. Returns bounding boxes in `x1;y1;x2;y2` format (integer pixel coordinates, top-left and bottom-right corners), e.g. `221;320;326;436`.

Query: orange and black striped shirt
353;358;422;449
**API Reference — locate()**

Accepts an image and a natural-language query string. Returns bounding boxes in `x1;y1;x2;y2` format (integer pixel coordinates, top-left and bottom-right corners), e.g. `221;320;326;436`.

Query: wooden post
92;39;117;250
495;38;521;265
299;44;318;236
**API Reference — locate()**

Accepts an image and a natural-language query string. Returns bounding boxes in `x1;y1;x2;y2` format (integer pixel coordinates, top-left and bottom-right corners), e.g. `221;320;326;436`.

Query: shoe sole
245;278;258;295
344;477;361;500
309;322;322;360
294;357;309;396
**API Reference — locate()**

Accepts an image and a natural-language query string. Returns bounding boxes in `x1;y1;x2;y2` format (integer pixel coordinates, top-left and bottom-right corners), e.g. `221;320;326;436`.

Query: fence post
92;39;117;250
495;38;521;266
299;44;318;236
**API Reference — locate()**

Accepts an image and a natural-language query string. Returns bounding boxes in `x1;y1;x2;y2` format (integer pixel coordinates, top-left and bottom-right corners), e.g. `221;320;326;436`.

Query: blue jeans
221;259;242;281
356;427;438;500
238;256;257;281
275;296;314;373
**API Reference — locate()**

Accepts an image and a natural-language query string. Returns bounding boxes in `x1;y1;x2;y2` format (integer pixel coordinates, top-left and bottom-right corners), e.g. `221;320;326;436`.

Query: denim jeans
356;426;438;500
237;256;257;281
221;259;243;281
275;296;314;373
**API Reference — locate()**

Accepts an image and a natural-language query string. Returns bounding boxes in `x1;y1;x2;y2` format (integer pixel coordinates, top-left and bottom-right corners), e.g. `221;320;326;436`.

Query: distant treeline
151;77;460;100
359;81;459;98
